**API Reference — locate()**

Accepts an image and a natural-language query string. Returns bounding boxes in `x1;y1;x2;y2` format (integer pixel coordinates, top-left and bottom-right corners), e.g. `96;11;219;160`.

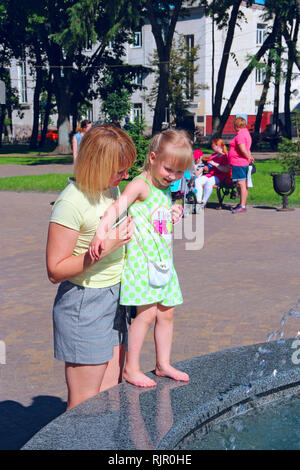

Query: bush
125;117;150;179
277;138;300;175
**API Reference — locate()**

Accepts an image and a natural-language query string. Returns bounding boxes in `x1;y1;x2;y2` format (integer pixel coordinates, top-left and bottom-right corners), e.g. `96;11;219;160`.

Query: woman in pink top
228;117;254;213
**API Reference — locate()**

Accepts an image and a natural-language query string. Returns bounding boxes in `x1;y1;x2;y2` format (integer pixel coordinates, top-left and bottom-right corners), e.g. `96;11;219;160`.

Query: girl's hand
172;204;183;224
89;235;105;261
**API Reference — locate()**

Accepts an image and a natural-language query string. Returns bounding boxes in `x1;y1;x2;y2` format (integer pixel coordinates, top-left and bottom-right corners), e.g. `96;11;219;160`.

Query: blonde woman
46;125;136;409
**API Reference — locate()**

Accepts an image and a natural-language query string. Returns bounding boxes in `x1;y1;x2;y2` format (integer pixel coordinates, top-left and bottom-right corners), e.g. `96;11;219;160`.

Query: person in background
72;119;92;162
228;117;254;213
194;139;230;207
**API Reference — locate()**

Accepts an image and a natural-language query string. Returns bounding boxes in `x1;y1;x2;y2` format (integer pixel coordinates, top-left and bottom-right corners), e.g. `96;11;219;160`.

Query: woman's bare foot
155;364;190;382
123;368;157;388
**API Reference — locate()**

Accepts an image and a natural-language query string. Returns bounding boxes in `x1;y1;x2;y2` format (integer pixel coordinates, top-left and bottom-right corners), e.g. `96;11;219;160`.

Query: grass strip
0;160;299;206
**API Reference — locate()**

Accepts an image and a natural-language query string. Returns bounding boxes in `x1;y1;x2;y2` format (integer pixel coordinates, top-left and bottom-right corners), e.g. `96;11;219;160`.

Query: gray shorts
52;281;129;364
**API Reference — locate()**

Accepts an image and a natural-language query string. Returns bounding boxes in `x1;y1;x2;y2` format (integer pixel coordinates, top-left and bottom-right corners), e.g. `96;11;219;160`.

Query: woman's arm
237;143;254;163
46;217;134;284
209;160;230;173
72;135;77;162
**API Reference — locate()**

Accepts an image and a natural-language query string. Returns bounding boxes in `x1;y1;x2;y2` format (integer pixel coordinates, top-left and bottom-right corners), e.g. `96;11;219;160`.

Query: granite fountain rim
22;338;300;450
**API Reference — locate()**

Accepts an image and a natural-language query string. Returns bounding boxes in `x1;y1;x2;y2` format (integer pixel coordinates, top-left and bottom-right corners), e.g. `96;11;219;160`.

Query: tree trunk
211;1;242;138
152;60;170;134
30;63;43;150
146;0;183;135
284;17;299;138
53;79;72;154
252;51;273;148
40;81;53;147
0;104;5;147
214;17;279;138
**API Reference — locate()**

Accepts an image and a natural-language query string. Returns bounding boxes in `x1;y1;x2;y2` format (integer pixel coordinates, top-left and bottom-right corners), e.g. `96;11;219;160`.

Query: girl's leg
65;362;108;410
123;304;157;387
194;175;208;203
202;176;219;204
99;344;126;392
154;304;189;382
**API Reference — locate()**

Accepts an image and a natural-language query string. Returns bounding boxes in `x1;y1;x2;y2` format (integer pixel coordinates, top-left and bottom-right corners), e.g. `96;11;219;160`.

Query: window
131;31;142;48
255;67;266;84
132;103;143;121
133;72;143;86
256;24;266;46
17;61;27;103
184;34;194;100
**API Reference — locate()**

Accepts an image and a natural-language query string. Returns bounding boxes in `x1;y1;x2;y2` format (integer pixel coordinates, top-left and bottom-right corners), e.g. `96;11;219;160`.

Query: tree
200;0;279;138
3;0;145;153
145;0;196;135
146;33;205;127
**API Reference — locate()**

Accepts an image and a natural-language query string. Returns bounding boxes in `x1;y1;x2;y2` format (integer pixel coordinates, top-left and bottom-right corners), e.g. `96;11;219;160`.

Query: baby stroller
170;170;203;216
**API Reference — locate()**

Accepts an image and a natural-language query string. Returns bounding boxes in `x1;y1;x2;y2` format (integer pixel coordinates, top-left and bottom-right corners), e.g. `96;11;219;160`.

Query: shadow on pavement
0;395;66;450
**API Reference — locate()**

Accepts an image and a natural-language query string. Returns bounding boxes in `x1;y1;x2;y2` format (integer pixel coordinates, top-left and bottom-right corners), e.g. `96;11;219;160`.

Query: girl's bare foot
123;369;157;388
155;364;190;382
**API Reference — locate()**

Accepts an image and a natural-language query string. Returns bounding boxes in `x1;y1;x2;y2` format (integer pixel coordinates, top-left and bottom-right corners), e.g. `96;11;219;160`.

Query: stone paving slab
1;159;300;449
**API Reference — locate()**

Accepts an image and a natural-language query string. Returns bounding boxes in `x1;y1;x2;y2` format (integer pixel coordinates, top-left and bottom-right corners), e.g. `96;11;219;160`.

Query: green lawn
0;155;72;165
0;160;299;207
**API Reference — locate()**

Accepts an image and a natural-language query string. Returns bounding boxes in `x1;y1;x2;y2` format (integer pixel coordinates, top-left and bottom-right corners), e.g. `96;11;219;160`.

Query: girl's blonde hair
143;129;193;171
234;117;247;130
212;138;228;155
74;125;136;200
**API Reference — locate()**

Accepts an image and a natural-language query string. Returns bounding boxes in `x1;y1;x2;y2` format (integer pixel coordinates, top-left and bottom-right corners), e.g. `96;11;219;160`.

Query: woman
46;125;136;410
194;139;230;206
228;117;254;213
72;119;92;161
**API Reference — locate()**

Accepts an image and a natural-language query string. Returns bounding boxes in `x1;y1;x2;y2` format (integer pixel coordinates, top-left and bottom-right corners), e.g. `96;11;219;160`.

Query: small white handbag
134;231;172;288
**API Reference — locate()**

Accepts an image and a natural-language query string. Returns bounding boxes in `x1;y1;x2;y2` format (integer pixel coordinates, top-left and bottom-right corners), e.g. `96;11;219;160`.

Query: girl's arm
194;166;204;177
46;217;134;284
89;177;148;260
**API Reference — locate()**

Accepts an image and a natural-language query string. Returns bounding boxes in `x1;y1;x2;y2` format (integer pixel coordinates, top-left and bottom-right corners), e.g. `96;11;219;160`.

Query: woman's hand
89;235;105;261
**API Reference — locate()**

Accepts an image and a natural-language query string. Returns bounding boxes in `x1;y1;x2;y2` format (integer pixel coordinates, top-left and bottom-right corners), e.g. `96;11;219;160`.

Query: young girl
194;138;230;206
89;129;193;388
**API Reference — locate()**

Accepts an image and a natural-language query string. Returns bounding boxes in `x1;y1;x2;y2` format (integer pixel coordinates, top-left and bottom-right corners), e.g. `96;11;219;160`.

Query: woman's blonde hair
74;125;136;200
234;117;247;130
143;129;193;171
212;138;228;155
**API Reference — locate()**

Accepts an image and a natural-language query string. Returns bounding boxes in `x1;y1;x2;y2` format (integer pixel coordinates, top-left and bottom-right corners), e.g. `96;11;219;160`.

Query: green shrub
277;138;300;175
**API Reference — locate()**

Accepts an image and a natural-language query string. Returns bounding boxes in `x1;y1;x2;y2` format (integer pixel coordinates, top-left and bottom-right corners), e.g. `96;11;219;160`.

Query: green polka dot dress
120;175;183;307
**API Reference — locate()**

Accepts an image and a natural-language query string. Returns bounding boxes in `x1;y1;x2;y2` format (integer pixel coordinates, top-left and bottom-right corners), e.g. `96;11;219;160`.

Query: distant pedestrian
228;117;254;213
72;119;92;161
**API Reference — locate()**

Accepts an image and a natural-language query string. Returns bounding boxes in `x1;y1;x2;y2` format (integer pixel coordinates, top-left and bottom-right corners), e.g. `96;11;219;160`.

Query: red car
37;129;58;142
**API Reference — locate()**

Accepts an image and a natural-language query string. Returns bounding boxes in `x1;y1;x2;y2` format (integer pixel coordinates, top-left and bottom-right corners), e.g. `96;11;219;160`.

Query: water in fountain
179;298;300;450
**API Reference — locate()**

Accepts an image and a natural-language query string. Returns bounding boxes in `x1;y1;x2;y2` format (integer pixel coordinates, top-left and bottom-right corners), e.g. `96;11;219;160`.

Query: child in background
89;130;193;388
194;138;230;206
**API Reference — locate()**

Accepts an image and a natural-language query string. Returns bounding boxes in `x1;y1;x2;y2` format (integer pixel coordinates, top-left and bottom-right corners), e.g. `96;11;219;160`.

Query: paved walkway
1;158;300;449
